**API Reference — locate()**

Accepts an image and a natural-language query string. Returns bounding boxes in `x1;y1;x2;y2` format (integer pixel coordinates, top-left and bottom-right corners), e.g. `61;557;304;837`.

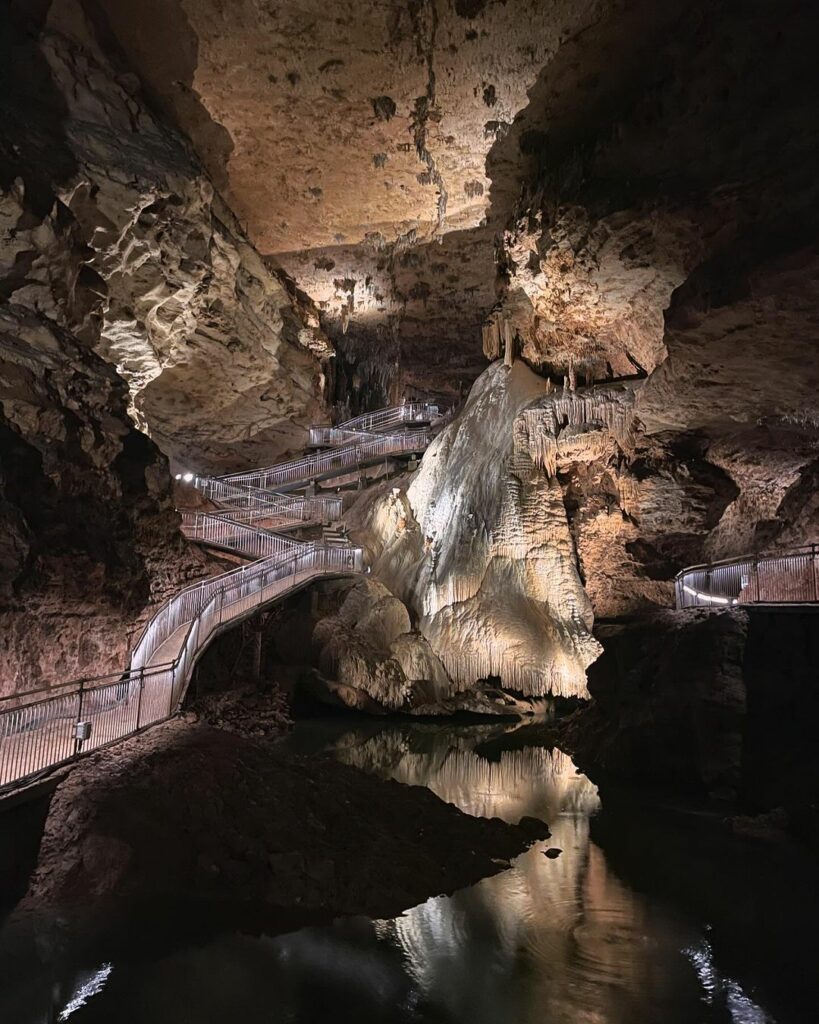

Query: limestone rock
344;361;603;701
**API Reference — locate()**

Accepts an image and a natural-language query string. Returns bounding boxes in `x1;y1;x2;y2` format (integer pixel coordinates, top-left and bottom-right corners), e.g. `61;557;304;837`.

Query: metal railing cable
674;543;819;608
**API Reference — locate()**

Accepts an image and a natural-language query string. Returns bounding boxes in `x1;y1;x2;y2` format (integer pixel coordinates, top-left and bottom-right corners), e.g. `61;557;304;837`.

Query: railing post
74;677;85;757
168;662;176;717
136;667;144;730
812;543;818;603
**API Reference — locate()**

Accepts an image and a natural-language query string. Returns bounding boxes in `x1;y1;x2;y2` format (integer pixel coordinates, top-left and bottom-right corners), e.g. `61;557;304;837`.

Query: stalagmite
345;360;606;704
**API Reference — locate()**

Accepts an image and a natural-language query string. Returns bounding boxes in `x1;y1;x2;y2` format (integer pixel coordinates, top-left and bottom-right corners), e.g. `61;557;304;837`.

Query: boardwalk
0;403;439;792
675;545;819;608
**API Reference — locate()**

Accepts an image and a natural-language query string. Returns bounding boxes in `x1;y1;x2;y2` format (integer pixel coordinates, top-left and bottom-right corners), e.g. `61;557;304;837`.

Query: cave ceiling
85;0;618;402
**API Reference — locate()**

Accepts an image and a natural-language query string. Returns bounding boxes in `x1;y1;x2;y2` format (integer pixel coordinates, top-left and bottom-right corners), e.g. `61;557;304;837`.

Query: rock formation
310;360;619;710
85;0;634;406
0;1;332;695
487;0;819;617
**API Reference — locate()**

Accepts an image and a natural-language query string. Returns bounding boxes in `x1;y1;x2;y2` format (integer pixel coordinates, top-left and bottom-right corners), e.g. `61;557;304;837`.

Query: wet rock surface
560;608;819;846
22;719;546;921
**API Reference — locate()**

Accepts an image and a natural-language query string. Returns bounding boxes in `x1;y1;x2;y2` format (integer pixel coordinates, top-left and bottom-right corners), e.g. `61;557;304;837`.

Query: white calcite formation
331;360;629;707
313;579;451;711
521;382;637;478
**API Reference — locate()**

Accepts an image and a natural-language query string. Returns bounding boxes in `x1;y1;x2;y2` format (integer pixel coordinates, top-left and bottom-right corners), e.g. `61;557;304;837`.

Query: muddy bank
19;720;546;926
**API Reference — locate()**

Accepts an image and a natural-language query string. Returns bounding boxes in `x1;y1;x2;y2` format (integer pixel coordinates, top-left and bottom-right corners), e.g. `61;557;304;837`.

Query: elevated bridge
0;403;441;793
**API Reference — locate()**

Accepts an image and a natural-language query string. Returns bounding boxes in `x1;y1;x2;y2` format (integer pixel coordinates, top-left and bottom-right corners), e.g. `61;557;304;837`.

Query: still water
2;718;817;1023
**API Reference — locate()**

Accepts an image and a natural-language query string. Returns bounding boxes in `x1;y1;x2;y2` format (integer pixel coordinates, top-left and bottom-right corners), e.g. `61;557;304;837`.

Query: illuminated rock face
10;3;332;474
479;1;819;618
1;2;331;694
88;0;613;401
326;361;614;707
0;295;209;696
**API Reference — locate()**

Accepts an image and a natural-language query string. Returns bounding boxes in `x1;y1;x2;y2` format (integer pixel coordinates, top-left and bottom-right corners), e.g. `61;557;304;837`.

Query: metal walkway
0;402;439;792
674;544;819;608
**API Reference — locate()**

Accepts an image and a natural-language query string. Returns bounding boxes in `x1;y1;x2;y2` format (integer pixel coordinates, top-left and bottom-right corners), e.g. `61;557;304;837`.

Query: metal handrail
307;426;382;448
674;543;819;609
0;399;441;793
331;402;440;434
219;429;429;491
197;477;342;524
1;544;364;788
307;402;440;449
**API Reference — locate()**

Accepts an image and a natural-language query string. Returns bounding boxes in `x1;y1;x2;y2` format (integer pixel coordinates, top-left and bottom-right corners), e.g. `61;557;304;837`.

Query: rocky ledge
559;607;819;846
20;719;547;926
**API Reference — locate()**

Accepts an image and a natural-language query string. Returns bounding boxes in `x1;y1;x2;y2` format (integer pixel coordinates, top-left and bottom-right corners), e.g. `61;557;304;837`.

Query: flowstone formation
311;361;644;712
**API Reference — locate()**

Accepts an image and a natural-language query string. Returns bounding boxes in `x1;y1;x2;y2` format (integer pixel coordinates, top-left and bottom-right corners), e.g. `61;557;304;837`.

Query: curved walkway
675;544;819;608
0;402;440;791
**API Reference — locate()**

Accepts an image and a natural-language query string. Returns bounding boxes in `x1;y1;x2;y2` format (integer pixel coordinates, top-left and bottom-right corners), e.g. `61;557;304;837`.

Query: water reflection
2;719;803;1023
326;723;600;823
324;723;703;1024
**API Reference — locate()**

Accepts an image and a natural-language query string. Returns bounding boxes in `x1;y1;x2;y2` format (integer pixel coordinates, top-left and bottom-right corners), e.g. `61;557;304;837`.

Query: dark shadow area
0;1;78;214
592;783;819;1024
0;788;54;921
79;0;234;191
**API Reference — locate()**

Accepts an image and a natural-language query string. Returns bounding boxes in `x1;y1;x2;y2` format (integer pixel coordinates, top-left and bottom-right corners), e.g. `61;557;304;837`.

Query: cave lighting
682;584;738;606
58;963;114;1020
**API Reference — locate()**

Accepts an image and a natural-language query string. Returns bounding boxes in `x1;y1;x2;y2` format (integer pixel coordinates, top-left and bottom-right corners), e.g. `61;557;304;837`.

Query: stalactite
503;318;514;366
482;317;502;360
521;382;637;477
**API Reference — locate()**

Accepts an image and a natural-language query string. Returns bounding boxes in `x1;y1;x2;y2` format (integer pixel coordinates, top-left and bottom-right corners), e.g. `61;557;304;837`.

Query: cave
1;0;818;1020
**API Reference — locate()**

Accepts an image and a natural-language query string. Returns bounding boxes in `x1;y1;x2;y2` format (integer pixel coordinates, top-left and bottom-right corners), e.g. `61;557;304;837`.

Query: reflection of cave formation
344;736;688;1024
335;728;599;824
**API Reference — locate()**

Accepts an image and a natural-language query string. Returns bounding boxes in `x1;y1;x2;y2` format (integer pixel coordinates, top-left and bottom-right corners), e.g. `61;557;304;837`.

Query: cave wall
88;0;631;406
491;0;819;618
5;0;333;476
0;0;331;695
562;608;819;843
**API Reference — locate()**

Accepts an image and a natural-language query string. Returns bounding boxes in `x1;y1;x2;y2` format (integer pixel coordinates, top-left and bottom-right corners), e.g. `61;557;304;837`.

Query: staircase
0;402;441;792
